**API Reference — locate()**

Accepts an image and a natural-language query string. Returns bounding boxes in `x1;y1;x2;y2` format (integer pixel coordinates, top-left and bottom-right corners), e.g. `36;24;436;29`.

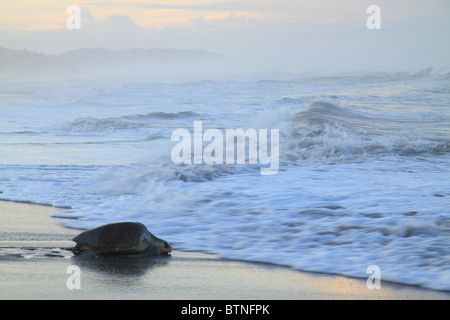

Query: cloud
104;13;142;30
80;7;142;31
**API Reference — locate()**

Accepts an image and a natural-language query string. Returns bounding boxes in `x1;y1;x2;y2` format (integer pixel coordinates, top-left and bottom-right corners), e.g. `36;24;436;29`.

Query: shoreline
0;200;449;300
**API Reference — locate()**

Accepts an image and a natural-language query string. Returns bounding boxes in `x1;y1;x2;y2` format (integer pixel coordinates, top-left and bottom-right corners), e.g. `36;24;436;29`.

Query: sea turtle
72;222;172;256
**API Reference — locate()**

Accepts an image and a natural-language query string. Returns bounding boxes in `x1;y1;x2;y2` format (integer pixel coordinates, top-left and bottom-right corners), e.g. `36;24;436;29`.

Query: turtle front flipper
142;244;161;256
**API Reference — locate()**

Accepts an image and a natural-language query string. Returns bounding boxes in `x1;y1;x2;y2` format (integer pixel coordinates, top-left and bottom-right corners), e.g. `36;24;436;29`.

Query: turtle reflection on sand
72;222;172;256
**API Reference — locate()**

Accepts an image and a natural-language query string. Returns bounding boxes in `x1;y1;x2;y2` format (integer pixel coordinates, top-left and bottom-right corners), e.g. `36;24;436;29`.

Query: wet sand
0;200;448;300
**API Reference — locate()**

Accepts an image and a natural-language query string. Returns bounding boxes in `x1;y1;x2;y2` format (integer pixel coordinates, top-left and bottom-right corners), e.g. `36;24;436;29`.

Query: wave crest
65;111;200;132
285;101;450;164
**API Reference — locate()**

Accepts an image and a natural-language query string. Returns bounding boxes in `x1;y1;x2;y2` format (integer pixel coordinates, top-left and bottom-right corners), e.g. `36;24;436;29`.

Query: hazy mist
1;0;449;78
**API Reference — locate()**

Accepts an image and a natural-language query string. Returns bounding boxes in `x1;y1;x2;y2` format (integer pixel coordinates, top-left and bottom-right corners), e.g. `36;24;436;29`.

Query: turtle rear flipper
72;243;100;256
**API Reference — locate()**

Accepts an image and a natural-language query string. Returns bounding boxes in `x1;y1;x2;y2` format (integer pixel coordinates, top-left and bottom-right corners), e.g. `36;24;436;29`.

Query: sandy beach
0;200;448;300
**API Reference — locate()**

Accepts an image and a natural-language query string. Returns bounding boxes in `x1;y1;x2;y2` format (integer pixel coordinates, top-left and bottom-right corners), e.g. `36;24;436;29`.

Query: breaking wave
284;101;450;164
65;111;200;132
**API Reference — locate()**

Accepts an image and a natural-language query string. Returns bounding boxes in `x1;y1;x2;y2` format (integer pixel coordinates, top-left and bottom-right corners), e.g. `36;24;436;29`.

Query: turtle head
143;231;172;255
159;240;172;255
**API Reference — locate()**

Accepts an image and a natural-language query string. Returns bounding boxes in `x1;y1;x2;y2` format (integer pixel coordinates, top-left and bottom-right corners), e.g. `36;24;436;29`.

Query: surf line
171;121;279;175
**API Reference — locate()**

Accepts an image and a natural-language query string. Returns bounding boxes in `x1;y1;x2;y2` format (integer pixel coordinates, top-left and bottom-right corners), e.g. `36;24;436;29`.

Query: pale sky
1;0;449;73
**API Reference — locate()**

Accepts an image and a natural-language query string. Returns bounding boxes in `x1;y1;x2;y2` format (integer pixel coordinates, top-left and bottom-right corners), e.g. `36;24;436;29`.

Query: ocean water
1;69;449;291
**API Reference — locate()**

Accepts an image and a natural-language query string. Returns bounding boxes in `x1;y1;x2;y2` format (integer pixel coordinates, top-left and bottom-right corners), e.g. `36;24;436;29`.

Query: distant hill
0;48;49;74
0;47;224;78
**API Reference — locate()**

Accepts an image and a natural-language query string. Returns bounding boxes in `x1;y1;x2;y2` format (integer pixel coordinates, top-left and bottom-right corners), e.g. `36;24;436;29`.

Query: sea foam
1;71;449;291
